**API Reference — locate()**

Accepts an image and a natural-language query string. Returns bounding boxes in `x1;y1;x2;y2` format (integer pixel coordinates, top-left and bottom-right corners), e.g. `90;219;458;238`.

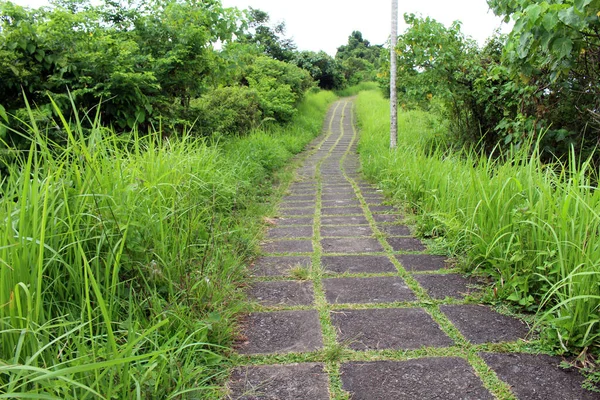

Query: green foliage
334;81;380;97
0;0;243;138
0;1;318;140
383;13;597;158
294;50;346;90
244;56;313;122
488;0;600;156
0;90;336;397
336;31;383;85
357;89;600;352
190;86;262;136
240;7;296;62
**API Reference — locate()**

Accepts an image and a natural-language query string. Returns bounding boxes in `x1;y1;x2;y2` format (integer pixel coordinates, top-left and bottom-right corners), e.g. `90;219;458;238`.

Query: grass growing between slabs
355;90;600;360
0;91;336;398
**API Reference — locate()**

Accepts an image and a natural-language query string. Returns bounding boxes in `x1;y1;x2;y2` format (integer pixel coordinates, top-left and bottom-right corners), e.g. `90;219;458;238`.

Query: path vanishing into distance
227;99;599;399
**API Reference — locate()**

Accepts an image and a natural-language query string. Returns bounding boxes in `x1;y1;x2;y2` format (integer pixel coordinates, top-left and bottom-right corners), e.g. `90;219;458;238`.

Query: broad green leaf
517;31;533;59
542;13;559;31
552;37;573;59
574;0;592;11
558;7;586;30
0;104;7;123
525;4;543;23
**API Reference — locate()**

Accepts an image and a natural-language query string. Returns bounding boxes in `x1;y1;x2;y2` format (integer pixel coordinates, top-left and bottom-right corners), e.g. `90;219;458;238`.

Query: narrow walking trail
227;99;598;399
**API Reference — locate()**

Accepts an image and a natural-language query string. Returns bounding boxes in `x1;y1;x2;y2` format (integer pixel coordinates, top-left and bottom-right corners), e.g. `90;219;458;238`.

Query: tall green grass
335;81;381;97
356;90;600;352
0;91;336;398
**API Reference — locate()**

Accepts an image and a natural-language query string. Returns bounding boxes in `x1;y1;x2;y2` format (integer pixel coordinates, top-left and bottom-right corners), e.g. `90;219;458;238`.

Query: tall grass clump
0;90;336;398
335;81;381;97
356;90;600;353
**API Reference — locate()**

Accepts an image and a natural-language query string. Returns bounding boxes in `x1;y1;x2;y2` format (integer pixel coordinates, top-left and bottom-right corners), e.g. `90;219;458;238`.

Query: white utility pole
390;0;398;148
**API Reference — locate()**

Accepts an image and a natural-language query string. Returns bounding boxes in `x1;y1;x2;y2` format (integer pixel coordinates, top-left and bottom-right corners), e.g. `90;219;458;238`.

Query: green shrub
244;56;313;122
190;86;262;136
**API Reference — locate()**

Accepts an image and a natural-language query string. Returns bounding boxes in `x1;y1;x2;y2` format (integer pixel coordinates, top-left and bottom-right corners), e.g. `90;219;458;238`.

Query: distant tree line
0;0;381;150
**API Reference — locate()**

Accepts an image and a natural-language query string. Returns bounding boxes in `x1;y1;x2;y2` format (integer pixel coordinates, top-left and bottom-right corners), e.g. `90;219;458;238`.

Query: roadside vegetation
2;0;599;395
363;0;600;363
357;90;600;354
0;90;335;397
0;0;353;397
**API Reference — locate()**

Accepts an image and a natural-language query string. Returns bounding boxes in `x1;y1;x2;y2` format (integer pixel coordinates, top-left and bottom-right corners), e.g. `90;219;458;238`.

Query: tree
336;30;383;85
293;50;345;90
0;0;242;136
488;0;600;150
241;7;296;62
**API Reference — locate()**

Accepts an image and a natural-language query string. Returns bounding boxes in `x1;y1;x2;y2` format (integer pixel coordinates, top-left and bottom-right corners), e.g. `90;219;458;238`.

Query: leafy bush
294;50;346;90
244;56;313;122
190;86;262;136
384;11;600;161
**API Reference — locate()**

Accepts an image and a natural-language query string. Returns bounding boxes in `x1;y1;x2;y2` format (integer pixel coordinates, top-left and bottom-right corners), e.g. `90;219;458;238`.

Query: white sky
12;0;512;55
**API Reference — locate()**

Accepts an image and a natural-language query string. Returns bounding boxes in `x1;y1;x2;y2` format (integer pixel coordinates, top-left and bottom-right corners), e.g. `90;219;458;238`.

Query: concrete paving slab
481;352;600;400
248;281;315;307
262;240;313;254
396;254;448;272
330;308;454;350
440;304;529;344
282;195;315;202
321;238;383;253
321;207;364;215
322;193;359;201
321;255;397;274
323;276;416;304
287;189;317;195
322;199;361;207
279;208;315;217
369;205;397;213
274;217;314;226
322;187;355;194
378;225;412;236
362;194;385;201
228;363;329;400
266;226;313;239
251;256;312;277
414;274;482;300
387;237;426;252
321;216;368;225
237;310;323;354
278;201;316;209
341;358;493;400
321;225;373;238
373;214;403;223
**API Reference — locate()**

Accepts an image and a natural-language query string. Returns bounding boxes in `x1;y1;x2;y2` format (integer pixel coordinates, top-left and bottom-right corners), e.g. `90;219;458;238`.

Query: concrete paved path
227;99;599;399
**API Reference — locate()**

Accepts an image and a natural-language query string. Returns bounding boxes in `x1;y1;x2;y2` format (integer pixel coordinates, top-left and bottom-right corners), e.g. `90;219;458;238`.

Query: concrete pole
390;0;398;148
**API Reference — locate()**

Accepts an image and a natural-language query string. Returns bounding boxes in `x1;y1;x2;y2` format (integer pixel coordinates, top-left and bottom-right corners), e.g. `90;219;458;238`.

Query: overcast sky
12;0;512;55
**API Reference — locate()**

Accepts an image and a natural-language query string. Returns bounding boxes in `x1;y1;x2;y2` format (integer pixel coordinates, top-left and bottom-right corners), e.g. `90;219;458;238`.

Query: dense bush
243;56;313;122
383;11;600;160
293;50;346;90
0;0;241;138
190;86;262;136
